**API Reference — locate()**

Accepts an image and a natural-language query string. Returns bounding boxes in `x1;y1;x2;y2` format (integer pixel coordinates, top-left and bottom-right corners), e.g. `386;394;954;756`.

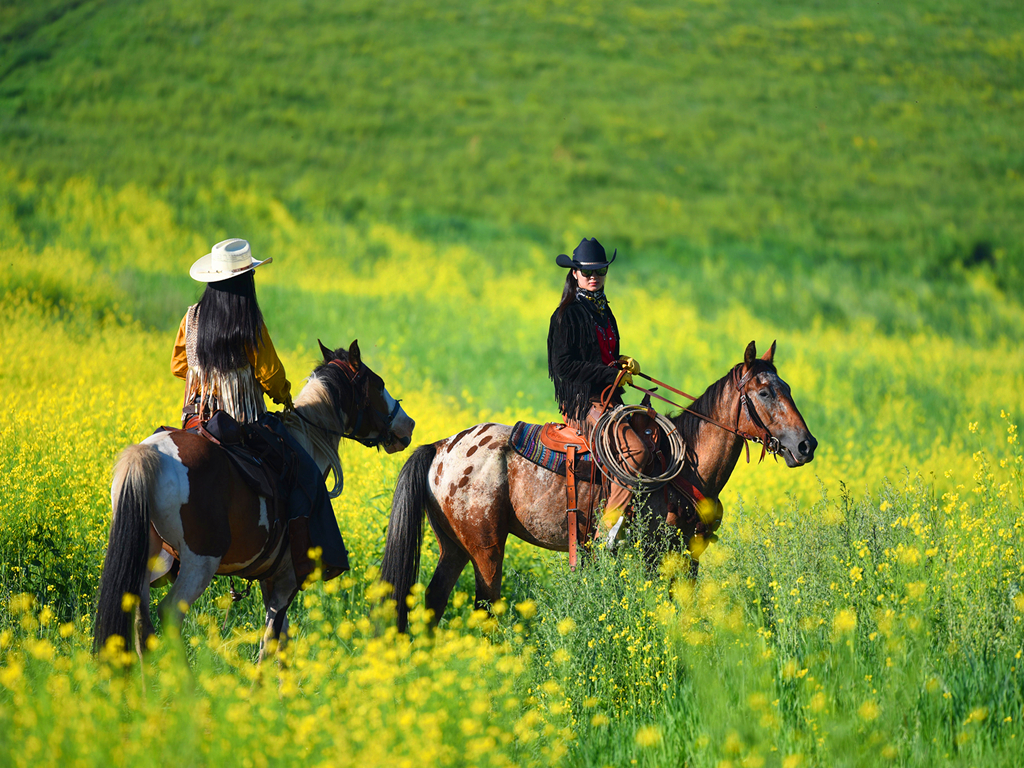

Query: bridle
626;365;782;464
293;358;402;449
730;365;783;463
621;365;782;547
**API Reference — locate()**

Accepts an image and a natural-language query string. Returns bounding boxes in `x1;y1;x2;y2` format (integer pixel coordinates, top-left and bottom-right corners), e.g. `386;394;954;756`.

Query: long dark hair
555;270;577;318
194;272;265;373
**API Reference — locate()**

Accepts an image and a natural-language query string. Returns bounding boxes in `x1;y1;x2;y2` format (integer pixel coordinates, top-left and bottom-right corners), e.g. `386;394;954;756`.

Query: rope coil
591;404;686;491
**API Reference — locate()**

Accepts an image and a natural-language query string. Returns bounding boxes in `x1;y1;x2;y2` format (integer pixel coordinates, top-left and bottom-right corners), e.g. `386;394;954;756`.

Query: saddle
178;411;289;502
511;413;666;569
538;422;590;454
509;420;600;567
156;412;307;583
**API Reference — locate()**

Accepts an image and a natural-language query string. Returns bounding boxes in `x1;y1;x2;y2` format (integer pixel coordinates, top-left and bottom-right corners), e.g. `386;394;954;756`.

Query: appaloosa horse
94;341;414;658
381;341;816;631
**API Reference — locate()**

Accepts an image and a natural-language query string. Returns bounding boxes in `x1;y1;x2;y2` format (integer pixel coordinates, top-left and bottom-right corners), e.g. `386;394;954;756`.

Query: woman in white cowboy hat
547;237;648;542
172;238;348;576
172;238;291;424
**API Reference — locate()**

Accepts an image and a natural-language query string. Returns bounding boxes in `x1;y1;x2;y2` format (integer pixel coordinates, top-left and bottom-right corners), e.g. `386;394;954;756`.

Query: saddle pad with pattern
509;421;595;478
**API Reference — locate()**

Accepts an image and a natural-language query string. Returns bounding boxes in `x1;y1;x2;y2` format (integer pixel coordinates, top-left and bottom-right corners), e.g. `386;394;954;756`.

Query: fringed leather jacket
547;289;621;422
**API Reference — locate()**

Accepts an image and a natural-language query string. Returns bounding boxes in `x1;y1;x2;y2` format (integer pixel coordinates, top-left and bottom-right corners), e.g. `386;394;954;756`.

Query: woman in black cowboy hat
547;238;648;540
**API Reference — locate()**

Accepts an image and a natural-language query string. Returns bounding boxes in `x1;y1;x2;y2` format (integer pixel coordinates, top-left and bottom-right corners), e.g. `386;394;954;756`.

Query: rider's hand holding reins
618;355;641;375
618;355;641;386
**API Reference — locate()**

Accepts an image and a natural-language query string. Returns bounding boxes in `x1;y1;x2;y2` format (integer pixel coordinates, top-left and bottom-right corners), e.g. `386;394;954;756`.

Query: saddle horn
640;387;658;409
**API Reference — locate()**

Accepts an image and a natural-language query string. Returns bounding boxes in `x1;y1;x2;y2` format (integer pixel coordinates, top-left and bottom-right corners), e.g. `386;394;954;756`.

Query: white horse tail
93;443;161;654
379;443;437;633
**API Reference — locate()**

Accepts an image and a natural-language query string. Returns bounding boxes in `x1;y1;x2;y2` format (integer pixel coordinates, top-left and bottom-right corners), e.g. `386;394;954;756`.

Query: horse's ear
348;339;361;370
318;339;334;362
743;340;757;370
761;340;776;365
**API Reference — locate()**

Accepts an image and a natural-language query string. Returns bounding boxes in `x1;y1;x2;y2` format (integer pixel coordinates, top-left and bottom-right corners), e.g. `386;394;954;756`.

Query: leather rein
291;359;402;449
628;367;782;465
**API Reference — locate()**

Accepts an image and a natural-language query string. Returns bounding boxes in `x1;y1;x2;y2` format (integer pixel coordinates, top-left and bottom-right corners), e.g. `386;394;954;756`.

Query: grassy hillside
2;0;1023;289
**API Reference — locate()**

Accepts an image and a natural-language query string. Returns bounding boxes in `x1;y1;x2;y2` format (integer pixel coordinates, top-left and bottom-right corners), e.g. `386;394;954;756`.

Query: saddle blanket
509;421;595;478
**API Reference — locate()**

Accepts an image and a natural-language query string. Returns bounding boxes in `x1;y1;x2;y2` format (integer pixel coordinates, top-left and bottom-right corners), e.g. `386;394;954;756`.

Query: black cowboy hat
555;238;617;270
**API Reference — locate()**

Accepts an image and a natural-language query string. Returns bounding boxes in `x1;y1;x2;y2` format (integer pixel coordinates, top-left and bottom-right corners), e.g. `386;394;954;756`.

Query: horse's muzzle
384;432;413;454
781;433;817;467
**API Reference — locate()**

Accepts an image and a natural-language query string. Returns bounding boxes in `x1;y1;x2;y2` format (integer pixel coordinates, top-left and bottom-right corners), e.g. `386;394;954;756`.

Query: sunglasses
579;267;608;277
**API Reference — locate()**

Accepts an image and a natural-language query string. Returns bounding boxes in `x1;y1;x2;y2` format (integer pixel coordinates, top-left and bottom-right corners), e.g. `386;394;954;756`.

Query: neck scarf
576;286;608;313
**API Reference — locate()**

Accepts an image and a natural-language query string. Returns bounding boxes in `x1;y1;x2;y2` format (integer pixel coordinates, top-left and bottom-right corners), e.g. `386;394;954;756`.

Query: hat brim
189;255;273;283
555;249;616;270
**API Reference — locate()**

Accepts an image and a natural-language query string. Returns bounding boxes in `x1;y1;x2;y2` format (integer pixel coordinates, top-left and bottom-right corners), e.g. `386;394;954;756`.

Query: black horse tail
93;443;160;654
380;443;437;633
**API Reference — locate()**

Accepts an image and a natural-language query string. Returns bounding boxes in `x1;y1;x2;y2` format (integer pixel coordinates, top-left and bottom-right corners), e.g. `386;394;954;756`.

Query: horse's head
316;340;415;454
735;340;816;467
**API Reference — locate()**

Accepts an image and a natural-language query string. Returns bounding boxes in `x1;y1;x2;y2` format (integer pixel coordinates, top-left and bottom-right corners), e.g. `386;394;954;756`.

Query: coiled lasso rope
591;404;687;491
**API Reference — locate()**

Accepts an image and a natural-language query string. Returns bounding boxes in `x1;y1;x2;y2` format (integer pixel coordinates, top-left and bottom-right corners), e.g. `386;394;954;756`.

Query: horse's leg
428;424;513;618
157;549;221;629
427;493;508;617
258;554;299;665
471;540;507;612
425;529;471;627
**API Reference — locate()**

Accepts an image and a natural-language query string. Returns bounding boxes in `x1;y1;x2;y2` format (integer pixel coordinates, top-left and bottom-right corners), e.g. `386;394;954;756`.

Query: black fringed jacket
547;297;621;422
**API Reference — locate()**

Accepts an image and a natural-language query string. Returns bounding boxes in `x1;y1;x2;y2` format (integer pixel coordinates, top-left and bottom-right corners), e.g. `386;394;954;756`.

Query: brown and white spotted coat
430;423;605;552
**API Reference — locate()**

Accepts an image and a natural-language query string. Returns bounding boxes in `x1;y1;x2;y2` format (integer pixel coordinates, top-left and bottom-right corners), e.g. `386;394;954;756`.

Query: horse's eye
758;389;770;399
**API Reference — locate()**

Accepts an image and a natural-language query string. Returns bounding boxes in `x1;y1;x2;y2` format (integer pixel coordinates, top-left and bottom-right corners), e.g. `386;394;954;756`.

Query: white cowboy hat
189;238;272;282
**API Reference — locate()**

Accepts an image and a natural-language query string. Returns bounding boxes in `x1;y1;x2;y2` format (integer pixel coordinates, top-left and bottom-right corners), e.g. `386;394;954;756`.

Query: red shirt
594;318;619;365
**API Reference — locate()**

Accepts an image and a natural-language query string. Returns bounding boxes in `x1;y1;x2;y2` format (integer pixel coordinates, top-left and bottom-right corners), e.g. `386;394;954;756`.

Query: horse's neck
285;410;341;475
685;377;746;498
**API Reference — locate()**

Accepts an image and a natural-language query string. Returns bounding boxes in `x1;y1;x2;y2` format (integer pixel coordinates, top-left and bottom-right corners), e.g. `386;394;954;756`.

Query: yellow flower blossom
833;608;857;635
858;700;881;721
635;725;662;747
556;617;577;636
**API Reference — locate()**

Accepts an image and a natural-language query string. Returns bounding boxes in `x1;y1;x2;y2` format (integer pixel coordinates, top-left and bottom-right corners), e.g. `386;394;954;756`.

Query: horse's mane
285;347;359;498
672;359;777;452
295;347;357;418
293;376;338;427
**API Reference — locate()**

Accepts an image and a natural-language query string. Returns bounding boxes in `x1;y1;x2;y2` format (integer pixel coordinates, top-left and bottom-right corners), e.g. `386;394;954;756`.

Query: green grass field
1;1;1023;766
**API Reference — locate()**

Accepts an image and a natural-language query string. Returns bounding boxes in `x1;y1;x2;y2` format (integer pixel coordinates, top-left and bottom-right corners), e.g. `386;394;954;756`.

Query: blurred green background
3;0;1022;305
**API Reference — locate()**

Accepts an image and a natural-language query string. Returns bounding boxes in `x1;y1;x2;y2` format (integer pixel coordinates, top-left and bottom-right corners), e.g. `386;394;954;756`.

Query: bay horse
381;341;816;631
94;340;415;658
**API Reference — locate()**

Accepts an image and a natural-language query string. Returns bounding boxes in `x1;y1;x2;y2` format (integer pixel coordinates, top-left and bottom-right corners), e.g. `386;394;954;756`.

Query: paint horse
94;341;415;658
381;341;816;631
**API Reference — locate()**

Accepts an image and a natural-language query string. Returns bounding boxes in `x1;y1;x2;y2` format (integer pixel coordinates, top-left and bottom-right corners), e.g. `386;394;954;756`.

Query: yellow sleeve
248;324;292;406
171;313;189;380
